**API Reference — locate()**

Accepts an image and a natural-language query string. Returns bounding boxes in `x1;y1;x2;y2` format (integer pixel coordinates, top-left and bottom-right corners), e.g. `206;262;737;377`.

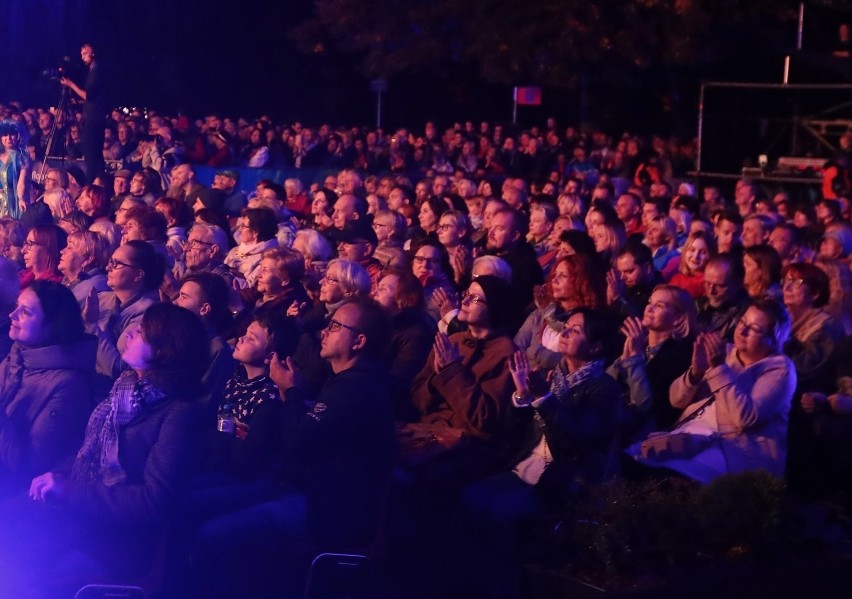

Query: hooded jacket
0;336;97;490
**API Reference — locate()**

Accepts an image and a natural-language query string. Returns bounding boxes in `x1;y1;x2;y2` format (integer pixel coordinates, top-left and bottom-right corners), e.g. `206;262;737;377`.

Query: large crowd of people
0;93;851;598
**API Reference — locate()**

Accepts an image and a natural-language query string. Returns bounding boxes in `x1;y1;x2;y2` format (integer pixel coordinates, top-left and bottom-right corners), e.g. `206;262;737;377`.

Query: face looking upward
122;324;153;371
9;289;48;347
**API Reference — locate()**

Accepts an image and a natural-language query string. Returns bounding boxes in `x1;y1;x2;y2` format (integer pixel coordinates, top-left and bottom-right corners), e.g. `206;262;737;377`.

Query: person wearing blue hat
0;120;31;220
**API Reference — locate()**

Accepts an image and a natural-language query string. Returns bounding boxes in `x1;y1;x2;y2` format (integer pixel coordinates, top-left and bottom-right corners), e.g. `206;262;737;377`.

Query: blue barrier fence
192;166;347;194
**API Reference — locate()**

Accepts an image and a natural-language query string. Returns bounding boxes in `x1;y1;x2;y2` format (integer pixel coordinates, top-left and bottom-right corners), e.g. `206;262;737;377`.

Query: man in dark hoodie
192;297;396;597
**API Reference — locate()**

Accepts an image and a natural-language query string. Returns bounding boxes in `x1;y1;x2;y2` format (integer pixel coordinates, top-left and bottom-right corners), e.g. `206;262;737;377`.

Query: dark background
2;0;852;173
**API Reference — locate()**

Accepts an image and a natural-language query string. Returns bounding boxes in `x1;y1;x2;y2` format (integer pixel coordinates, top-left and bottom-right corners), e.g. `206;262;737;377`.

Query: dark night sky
0;0;686;130
1;0;377;121
2;0;852;139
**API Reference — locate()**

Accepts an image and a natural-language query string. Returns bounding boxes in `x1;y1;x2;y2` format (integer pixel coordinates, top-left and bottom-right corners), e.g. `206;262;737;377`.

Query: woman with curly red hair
514;253;606;373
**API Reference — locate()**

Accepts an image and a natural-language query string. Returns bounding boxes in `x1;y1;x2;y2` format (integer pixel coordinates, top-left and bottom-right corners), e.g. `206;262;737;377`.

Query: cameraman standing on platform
60;43;106;183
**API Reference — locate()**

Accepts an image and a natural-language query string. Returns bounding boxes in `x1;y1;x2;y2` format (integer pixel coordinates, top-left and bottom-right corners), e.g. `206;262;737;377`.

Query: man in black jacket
193;297;396;597
61;43;106;183
485;209;544;332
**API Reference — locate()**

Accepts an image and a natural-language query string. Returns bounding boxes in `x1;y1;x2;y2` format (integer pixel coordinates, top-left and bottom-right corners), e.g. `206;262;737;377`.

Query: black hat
196;187;226;211
325;220;378;247
470;274;513;331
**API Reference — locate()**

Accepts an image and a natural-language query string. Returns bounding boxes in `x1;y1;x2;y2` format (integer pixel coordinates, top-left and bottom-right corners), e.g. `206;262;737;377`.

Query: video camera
41;56;74;81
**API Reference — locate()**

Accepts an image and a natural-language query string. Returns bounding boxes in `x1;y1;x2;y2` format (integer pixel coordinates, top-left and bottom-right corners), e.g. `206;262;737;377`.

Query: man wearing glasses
193;298;395;594
175;223;241;290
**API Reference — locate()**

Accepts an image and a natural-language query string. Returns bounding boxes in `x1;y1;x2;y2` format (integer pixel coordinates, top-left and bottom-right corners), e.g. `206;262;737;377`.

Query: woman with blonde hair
608;284;697;435
670;230;716;299
592;220;626;267
645;215;680;277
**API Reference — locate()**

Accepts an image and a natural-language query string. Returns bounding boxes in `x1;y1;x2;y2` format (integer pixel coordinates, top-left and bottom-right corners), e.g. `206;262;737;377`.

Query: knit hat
196;187;226;212
823;226;852;257
66;165;86;187
471;274;514;331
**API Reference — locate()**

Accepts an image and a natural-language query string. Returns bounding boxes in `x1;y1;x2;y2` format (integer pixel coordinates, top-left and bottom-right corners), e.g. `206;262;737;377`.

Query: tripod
34;85;71;185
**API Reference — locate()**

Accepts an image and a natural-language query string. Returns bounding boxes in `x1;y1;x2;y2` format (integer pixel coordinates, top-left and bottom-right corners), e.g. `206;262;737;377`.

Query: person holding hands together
629;298;796;484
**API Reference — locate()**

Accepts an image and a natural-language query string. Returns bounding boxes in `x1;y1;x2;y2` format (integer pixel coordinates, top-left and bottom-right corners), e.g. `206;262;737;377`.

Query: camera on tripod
41;56;73;81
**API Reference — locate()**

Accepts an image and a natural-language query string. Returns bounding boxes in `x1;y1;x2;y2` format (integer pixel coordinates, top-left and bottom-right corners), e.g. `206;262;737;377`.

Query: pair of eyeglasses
736;318;769;338
321;275;340;285
413;256;438;265
186;239;214;250
325;319;360;334
23;240;42;249
107;257;137;270
461;291;486;305
436;223;454;232
782;277;805;289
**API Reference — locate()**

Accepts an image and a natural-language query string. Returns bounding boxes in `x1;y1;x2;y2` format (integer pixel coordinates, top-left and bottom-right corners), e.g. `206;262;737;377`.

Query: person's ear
199;302;211;318
352;333;366;352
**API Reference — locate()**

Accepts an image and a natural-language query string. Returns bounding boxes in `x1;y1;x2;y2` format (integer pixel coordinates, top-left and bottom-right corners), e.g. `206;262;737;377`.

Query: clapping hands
508;349;549;400
689;332;726;382
620;317;648;360
606;269;625;305
433;332;462;372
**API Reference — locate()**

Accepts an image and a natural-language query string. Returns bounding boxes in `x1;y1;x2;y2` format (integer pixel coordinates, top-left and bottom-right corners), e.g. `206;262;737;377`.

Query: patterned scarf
71;370;167;487
550;359;605;399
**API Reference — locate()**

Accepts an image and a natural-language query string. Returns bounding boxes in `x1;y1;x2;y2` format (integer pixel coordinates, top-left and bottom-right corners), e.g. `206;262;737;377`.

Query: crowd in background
0;100;851;598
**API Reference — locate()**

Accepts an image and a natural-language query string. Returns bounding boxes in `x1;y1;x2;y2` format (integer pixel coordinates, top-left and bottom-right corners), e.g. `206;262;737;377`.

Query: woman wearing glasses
20;224;66;287
292;258;371;396
83;240;165;379
628;298;796;483
410;275;521;480
780;262;844;396
410;239;455;323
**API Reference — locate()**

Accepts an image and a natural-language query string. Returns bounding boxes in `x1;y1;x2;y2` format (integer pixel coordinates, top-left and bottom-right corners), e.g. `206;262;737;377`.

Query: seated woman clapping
627;298;796;484
503;308;623;493
607;284;696;438
458;308;622;598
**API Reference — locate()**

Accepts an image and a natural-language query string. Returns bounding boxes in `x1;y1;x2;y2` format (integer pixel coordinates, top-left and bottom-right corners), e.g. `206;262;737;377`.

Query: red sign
514;86;542;106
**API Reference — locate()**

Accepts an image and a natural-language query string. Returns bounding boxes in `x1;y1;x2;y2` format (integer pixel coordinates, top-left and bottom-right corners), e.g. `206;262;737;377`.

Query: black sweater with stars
205;366;285;480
